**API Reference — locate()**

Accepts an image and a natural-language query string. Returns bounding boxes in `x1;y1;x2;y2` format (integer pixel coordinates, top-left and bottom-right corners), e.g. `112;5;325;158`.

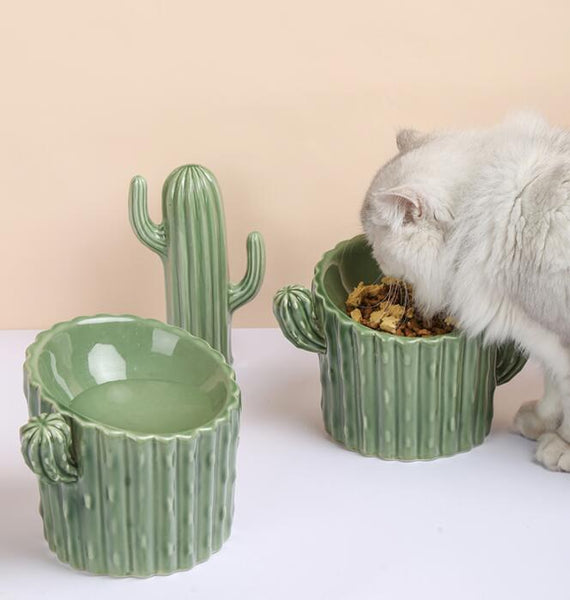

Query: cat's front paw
514;400;557;440
535;432;570;471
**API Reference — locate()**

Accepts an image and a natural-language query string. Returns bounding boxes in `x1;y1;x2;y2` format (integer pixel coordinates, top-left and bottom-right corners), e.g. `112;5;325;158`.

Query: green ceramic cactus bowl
20;315;240;577
274;234;527;460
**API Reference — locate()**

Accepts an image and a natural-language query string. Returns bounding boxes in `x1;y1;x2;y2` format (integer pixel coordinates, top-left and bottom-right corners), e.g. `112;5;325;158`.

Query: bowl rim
24;313;241;440
312;234;464;344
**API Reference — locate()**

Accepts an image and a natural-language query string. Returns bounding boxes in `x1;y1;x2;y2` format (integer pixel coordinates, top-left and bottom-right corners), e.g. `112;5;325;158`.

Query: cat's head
360;128;457;315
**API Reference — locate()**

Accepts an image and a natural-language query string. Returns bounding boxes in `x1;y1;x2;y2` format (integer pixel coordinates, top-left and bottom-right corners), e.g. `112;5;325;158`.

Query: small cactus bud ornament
20;413;78;484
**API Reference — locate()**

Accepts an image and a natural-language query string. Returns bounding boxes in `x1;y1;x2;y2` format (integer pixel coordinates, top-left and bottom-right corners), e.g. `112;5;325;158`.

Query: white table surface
1;328;568;600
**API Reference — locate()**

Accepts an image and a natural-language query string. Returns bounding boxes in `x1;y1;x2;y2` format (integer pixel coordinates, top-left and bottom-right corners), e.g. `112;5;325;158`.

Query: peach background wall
1;0;570;328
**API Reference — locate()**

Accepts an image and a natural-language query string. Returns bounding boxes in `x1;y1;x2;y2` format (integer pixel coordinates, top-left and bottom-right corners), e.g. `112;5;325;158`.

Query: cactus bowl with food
274;234;527;460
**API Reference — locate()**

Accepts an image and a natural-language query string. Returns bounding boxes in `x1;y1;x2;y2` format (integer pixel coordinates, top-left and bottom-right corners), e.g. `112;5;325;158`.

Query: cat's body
361;112;570;471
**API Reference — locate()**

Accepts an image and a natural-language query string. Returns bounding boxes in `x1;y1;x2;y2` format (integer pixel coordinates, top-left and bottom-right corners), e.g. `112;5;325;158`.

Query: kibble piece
350;308;363;323
380;314;400;334
387;304;405;322
369;311;383;325
382;276;400;286
346;282;366;309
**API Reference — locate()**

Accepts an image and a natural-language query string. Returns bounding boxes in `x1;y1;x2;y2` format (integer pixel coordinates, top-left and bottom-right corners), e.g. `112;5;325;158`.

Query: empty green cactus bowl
20;315;240;577
274;234;528;460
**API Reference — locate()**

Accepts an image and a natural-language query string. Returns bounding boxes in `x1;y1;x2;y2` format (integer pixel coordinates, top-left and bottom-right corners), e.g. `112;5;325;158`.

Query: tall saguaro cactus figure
129;165;265;362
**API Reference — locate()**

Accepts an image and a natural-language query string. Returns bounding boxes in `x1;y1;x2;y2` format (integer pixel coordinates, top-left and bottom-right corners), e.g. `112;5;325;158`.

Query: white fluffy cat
361;111;570;471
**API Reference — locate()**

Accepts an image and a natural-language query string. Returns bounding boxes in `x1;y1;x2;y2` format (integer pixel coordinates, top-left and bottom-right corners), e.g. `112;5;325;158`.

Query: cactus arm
129;175;167;258
228;231;266;313
20;413;78;484
273;285;327;354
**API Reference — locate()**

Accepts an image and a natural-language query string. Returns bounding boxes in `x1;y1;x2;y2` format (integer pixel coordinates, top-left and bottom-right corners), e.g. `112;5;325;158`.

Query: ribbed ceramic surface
21;315;241;577
24;372;239;577
314;304;495;459
274;235;528;460
129;164;265;363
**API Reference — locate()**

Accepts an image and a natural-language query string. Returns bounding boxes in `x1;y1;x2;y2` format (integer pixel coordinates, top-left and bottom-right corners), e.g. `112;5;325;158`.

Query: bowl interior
318;235;380;311
31;316;234;435
315;235;461;341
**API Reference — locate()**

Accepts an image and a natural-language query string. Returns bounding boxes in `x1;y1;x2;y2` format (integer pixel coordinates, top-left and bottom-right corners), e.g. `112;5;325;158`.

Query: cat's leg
509;316;570;471
533;364;570;471
514;371;562;440
535;430;570;471
535;384;570;471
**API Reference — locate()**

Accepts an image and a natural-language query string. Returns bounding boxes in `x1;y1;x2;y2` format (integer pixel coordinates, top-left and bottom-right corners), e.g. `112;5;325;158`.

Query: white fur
361;111;570;471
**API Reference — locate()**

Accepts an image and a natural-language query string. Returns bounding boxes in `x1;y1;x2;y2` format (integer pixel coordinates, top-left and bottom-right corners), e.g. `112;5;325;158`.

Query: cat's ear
396;129;424;153
369;187;422;227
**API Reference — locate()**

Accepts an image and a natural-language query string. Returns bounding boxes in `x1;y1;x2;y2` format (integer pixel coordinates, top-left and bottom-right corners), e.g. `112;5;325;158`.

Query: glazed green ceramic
20;315;240;577
273;235;528;460
129;165;265;363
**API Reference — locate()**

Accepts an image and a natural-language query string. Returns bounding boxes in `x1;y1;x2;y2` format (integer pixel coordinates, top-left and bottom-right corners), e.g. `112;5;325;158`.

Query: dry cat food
346;278;455;337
